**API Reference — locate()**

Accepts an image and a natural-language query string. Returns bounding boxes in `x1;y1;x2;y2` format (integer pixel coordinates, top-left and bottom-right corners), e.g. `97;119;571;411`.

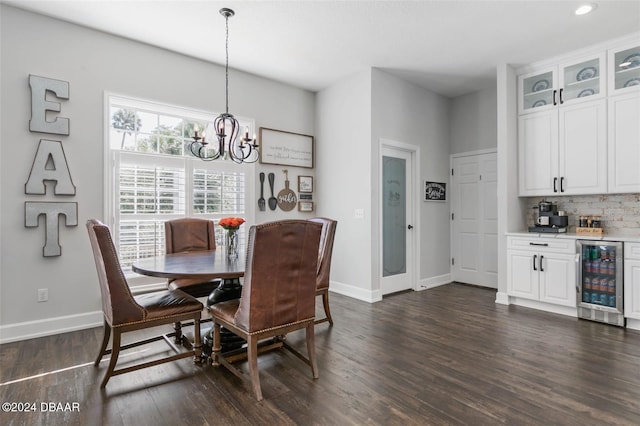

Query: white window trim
103;92;255;286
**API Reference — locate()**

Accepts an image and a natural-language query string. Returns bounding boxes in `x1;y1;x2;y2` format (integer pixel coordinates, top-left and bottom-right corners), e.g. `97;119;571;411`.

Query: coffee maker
528;200;568;233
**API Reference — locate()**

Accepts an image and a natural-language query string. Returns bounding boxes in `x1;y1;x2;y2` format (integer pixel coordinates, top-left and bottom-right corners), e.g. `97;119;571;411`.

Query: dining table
132;250;246;354
132;249;244;282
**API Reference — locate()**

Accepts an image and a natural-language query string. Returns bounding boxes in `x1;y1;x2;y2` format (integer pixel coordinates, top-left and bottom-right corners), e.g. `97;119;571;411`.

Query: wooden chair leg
95;320;111;366
211;322;221;366
193;318;202;362
173;321;183;343
247;335;263;401
100;330;121;388
305;323;319;379
322;291;333;326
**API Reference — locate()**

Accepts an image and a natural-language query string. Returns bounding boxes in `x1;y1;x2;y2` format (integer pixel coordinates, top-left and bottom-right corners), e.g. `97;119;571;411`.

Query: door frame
379;138;420;294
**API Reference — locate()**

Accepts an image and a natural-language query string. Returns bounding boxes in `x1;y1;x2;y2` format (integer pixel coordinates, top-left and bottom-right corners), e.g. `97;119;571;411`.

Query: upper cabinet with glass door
519;66;557;114
560;54;606;104
518;54;605;114
609;42;640;95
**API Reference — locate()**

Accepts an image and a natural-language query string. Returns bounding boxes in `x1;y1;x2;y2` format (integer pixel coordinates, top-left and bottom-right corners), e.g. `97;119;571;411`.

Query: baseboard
495;291;510;305
329;280;382;303
417;273;451;291
330;274;452;303
0;311;103;344
626;318;640;331
508;296;577;318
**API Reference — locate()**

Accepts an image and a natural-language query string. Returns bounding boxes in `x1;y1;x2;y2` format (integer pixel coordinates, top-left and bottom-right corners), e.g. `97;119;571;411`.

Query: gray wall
0;4;502;341
315;69;374;300
0;6;316;342
449;85;498;155
371;69;452;287
316;68;452;302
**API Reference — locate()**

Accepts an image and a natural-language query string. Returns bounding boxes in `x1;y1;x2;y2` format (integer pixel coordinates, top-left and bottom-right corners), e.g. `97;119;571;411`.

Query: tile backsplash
527;193;640;237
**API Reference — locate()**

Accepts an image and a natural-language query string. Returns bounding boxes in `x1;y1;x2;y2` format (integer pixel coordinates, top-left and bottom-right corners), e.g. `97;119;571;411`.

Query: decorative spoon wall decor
267;173;277;211
277;169;297;211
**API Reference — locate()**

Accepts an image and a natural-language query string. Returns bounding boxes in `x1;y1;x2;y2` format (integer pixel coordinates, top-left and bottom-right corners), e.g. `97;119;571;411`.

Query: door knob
407;225;414;230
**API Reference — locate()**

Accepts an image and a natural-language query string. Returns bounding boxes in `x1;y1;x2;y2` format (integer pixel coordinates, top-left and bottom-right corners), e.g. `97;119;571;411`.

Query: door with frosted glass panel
381;147;414;294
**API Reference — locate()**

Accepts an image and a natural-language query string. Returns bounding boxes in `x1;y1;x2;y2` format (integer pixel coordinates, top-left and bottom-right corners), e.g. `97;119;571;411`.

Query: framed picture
424;181;446;201
298;201;314;212
298;175;313;193
259;127;314;168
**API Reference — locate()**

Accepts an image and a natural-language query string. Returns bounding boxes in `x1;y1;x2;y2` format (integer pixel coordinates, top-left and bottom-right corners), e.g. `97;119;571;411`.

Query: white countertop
507;231;640;243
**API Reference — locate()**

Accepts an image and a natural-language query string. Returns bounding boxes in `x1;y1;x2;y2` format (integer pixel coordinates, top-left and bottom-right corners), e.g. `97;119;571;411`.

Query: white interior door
451;152;498;288
381;146;415;295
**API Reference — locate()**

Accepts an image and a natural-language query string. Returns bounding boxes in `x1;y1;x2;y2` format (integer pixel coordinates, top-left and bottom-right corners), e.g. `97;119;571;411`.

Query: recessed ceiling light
575;3;597;15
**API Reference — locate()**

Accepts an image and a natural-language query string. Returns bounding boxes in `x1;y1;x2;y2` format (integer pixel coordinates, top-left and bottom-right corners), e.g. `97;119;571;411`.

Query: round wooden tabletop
132;250;245;280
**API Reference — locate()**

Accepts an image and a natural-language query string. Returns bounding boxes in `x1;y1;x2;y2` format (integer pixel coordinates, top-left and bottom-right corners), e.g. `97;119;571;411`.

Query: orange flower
219;217;245;231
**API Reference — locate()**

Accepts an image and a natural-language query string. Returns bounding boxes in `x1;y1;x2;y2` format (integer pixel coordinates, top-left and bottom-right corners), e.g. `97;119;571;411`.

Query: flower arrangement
218;217;245;231
219;217;245;260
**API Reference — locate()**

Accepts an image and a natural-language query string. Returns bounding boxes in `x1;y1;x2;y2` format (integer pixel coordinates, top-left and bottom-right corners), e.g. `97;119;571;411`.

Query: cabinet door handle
533;254;537;271
559;88;564;104
560;177;565;192
529;242;549;247
552;89;557;106
540;255;544;272
553;177;558;192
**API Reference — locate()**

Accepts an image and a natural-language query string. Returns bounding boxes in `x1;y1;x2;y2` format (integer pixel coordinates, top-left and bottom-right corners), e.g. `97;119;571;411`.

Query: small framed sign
298;201;314;212
298;175;313;193
424;181;446;201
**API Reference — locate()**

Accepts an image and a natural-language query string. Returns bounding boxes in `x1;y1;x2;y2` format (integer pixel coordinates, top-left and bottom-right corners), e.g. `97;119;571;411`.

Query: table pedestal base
204;277;243;354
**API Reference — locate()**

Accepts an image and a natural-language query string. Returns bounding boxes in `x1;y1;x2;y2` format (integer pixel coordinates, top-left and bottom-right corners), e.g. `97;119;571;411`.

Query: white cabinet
519;54;605;114
608;42;640;95
518;53;607;196
624;242;640;320
518;99;607;196
608;92;640;193
507;237;576;308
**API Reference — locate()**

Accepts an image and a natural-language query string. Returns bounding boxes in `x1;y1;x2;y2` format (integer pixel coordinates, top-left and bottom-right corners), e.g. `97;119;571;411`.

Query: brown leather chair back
308;217;337;291
234;220;322;333
86;219;145;326
165;218;216;254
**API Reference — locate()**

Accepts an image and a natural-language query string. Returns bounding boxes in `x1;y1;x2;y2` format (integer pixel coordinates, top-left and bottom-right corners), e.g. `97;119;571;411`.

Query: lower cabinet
624;242;640;320
507;237;577;308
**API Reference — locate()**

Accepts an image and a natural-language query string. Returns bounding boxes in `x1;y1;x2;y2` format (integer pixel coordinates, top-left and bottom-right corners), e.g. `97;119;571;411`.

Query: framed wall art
424;181;446;201
259;127;314;168
298;175;313;193
298;201;314;212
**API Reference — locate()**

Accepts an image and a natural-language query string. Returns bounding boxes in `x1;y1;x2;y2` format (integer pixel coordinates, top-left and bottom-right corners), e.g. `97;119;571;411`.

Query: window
106;95;254;282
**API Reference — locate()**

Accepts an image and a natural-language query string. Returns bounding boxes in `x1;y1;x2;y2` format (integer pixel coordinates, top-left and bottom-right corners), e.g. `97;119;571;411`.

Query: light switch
354;209;365;219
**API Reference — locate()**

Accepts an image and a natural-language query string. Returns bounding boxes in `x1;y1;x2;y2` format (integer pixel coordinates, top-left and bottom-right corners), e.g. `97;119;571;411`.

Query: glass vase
225;229;239;260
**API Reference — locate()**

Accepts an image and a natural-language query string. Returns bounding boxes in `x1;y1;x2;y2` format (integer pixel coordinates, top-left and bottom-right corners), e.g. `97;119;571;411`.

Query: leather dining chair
87;219;203;388
164;218;222;298
208;220;322;401
309;217;338;326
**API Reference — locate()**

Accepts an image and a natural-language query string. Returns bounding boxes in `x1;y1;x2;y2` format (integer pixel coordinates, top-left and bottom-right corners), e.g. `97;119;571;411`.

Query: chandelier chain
224;12;230;114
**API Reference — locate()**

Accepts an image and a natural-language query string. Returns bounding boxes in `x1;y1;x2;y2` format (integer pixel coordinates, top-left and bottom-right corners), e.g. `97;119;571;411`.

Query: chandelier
190;8;259;163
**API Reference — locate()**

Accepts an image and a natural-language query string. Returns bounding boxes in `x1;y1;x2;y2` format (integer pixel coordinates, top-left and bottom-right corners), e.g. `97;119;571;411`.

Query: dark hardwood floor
1;283;639;425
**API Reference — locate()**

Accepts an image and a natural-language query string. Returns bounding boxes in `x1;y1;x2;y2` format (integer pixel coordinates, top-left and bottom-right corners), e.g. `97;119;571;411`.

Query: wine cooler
577;240;625;327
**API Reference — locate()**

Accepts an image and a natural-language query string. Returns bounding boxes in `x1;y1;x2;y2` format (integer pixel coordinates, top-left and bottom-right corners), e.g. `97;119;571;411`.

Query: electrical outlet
37;288;48;302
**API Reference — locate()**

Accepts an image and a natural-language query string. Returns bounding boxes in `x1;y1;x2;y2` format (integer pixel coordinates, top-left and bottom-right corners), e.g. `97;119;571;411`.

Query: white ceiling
4;0;640;98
